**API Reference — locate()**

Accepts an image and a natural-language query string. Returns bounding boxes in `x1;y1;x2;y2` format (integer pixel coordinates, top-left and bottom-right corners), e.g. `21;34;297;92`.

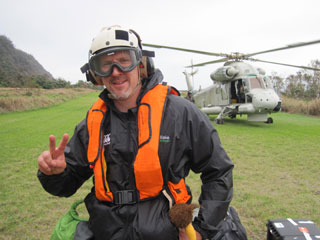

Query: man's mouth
111;77;127;85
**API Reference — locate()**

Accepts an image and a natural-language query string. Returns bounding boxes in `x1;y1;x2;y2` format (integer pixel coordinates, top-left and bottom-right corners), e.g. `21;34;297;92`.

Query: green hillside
0;35;54;88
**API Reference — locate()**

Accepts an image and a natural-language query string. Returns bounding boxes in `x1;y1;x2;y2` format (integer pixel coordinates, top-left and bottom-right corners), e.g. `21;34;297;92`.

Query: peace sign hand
38;134;69;175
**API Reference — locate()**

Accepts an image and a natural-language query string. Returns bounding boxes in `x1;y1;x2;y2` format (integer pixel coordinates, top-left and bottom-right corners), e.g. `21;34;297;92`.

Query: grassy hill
0;92;319;239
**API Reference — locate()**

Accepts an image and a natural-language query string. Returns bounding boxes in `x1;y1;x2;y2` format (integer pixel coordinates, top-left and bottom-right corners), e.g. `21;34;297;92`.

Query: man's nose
110;65;123;76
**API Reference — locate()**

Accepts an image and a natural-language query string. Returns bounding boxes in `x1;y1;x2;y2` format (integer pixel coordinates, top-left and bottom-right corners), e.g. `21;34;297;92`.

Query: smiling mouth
111;77;127;85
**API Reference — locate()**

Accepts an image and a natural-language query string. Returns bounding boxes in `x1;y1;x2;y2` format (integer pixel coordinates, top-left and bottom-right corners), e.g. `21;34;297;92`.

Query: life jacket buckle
114;190;137;205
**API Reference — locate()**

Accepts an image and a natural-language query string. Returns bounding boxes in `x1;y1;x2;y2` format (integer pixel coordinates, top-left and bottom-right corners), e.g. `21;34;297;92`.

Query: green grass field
0;91;319;239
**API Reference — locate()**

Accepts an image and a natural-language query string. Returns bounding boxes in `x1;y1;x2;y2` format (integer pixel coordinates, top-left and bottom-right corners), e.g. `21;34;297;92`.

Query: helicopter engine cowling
210;66;239;82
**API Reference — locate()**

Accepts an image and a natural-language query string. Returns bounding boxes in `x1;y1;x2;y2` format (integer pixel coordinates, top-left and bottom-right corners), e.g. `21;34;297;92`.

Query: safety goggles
89;47;142;77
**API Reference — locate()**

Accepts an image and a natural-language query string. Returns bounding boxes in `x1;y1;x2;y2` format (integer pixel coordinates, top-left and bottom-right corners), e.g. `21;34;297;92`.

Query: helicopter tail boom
183;70;194;92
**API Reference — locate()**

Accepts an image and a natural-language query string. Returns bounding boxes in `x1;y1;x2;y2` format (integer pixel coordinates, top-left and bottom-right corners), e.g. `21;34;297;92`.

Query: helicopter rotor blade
143;40;320;70
248;57;320;71
186;58;229;67
142;43;228;57
246;39;320;57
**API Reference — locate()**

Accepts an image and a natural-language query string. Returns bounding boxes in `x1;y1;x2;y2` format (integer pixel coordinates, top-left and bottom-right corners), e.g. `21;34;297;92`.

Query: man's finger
38;153;52;175
49;157;66;169
57;134;69;152
49;135;56;154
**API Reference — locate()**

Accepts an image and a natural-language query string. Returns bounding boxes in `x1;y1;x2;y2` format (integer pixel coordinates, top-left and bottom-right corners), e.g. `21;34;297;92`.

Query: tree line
270;60;320;99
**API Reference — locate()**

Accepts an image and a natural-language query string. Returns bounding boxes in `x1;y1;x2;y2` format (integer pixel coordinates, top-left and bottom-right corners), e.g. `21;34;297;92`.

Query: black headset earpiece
140;50;155;78
130;29;155;78
146;56;154;77
86;71;98;85
80;63;100;85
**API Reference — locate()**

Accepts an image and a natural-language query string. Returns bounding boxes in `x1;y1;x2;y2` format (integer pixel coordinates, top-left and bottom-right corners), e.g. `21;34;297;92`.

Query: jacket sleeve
169;99;234;239
37;119;93;197
185;101;234;239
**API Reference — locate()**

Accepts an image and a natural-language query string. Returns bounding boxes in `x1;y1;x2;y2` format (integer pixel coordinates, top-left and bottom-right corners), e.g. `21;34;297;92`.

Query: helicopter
143;40;320;124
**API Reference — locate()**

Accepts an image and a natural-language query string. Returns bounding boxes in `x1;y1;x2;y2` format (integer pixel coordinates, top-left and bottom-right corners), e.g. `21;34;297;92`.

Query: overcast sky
1;0;320;90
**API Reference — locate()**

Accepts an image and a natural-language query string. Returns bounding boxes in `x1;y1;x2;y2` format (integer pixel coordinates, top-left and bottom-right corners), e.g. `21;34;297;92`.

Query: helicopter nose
252;89;280;110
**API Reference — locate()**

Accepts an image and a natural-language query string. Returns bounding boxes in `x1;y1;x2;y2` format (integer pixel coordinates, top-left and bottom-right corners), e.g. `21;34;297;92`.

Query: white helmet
90;25;141;55
88;26;142;77
80;25;154;84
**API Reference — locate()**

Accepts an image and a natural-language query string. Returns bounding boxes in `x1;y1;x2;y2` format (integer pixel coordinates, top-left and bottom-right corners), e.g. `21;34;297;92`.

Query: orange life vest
87;84;191;204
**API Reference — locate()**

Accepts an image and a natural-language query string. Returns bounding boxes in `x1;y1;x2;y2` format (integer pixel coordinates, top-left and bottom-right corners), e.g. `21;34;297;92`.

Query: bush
281;96;320;116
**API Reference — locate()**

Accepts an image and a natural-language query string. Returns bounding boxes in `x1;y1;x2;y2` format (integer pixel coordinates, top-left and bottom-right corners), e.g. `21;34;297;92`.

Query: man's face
99;51;140;100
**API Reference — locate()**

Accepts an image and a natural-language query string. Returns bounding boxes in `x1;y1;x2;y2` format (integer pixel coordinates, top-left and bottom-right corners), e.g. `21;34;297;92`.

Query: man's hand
38;134;69;175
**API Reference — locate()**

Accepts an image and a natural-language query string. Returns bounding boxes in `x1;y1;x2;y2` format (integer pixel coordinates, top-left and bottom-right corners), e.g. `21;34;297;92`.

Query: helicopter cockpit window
249;76;265;89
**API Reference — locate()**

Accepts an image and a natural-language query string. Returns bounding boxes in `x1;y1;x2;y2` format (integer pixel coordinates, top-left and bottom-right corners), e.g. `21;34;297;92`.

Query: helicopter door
221;85;228;102
230;81;237;104
231;80;246;104
215;84;229;106
236;80;246;103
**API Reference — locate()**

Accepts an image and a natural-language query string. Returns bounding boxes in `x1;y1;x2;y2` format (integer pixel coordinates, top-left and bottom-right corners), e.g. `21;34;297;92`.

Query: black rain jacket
38;69;234;240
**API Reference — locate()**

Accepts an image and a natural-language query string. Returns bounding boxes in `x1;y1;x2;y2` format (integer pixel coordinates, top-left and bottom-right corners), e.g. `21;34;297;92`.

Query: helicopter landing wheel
230;113;237;119
265;117;273;124
215;119;224;124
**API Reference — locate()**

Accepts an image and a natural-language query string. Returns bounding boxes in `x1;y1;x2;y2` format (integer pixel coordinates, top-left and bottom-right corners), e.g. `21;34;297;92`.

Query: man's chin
109;91;131;100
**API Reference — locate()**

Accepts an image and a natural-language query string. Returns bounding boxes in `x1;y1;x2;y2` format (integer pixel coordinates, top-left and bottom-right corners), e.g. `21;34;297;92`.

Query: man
37;26;234;240
184;90;195;103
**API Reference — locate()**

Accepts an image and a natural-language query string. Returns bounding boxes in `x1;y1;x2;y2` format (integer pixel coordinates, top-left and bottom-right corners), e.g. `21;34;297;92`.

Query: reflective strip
287;218;298;226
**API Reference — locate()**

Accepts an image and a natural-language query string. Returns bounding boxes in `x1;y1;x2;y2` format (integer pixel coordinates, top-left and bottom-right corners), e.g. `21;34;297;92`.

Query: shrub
281;96;320;116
